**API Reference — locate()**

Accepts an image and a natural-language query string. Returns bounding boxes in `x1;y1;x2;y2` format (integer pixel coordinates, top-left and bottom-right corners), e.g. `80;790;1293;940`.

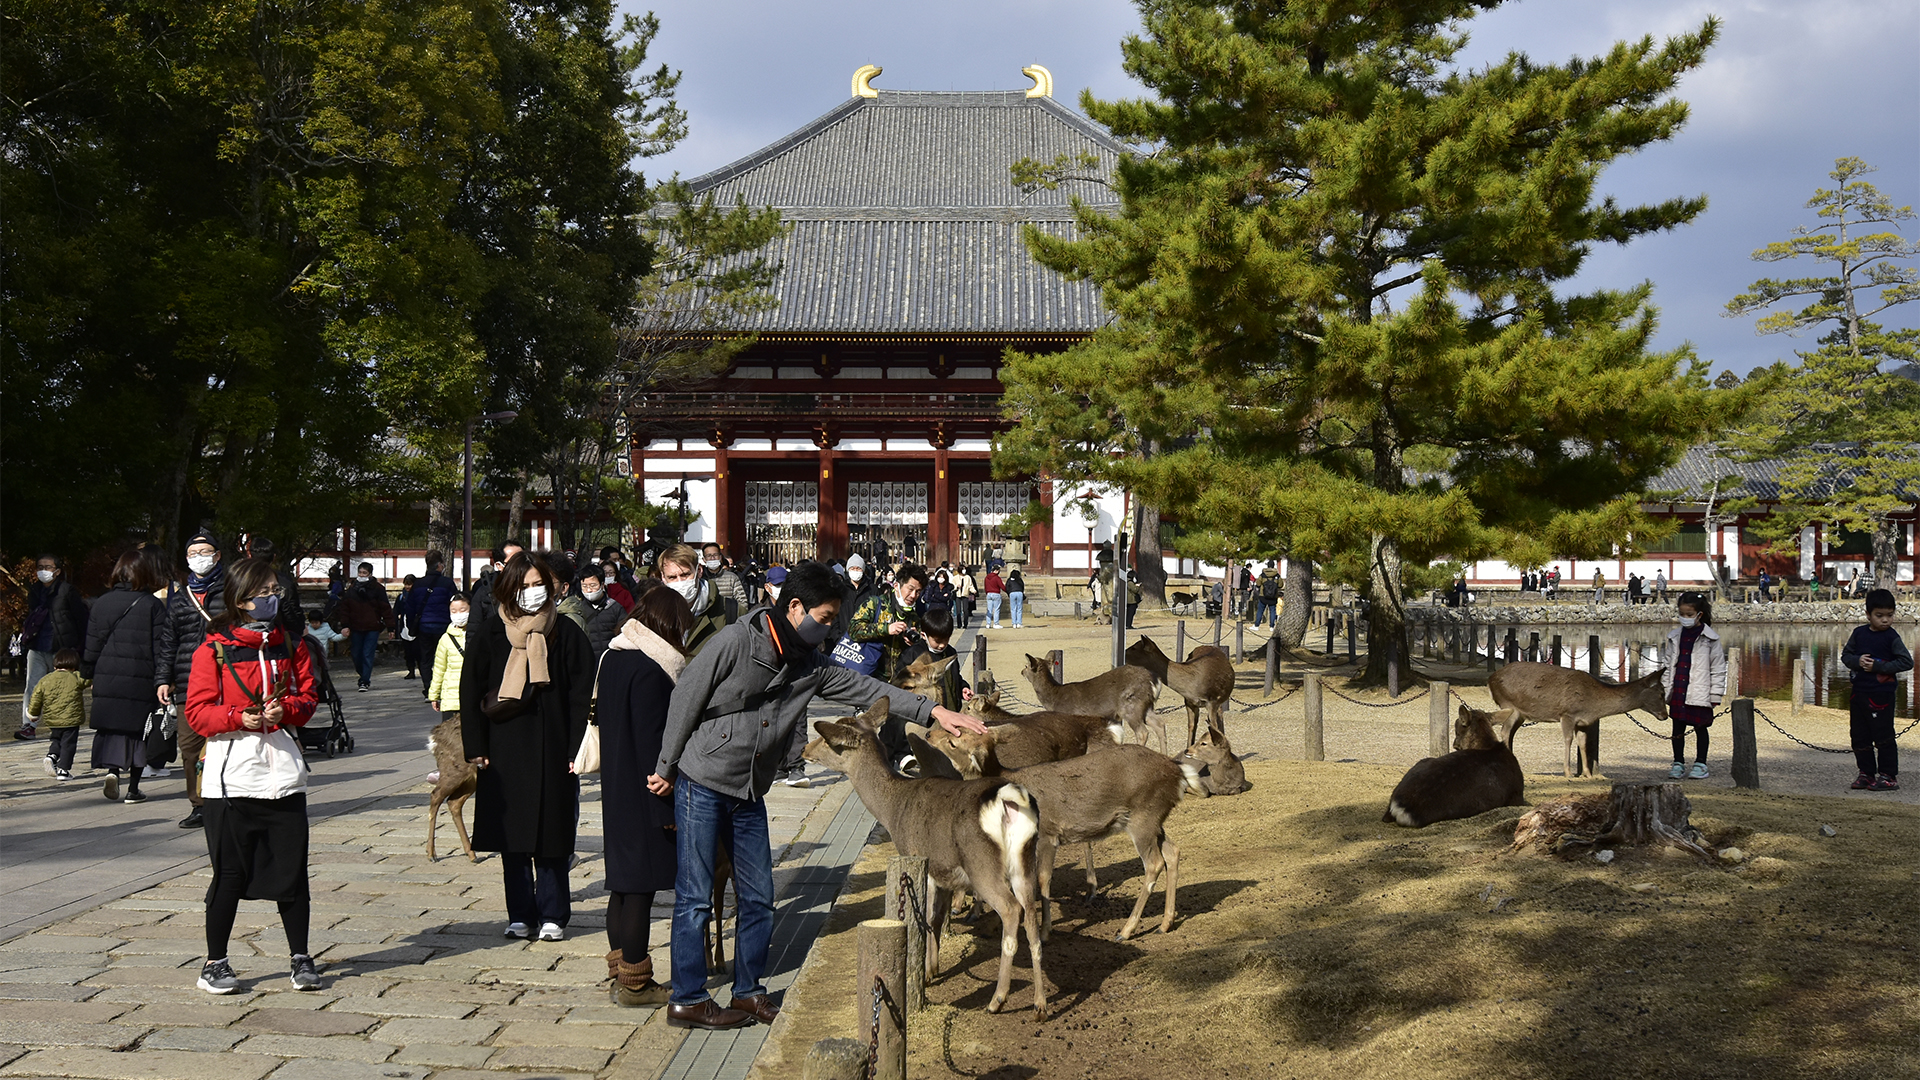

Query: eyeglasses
248;588;286;600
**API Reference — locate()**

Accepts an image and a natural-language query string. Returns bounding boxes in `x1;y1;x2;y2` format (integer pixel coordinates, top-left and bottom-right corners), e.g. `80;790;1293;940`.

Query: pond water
1415;621;1916;718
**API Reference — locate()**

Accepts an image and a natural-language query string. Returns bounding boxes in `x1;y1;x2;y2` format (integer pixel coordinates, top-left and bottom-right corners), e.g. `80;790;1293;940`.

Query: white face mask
357;573;371;582
450;611;470;627
767;585;782;601
703;558;722;571
668;578;699;603
582;587;604;603
849;569;863;583
1679;615;1698;628
36;570;55;584
517;585;548;611
187;555;217;575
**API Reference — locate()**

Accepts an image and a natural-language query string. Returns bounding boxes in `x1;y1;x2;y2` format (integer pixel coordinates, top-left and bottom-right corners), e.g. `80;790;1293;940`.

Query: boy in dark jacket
645;561;987;1031
1841;589;1912;792
335;563;396;692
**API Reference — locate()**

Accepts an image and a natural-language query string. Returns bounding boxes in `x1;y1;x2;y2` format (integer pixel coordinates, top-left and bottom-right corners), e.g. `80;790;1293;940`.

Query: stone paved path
0;663;864;1080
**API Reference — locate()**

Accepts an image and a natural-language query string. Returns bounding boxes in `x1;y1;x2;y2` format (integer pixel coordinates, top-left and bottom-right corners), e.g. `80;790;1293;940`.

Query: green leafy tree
1722;158;1920;587
1000;0;1735;681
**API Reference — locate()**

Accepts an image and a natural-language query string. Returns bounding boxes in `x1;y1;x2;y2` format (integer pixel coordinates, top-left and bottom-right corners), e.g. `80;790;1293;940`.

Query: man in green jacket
847;562;927;677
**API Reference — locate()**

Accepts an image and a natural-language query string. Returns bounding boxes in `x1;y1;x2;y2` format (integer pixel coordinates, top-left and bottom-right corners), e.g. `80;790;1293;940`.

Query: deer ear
855;697;890;730
1458;702;1472;722
815;721;860;752
929;655;957;677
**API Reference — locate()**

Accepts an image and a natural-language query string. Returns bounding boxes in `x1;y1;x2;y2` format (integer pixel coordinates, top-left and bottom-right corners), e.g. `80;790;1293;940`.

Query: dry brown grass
755;758;1920;1080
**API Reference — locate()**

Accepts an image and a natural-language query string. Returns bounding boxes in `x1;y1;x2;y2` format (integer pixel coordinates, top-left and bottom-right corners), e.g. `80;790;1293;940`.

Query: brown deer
426;716;477;862
1023;653;1161;754
1489;662;1669;778
1383;704;1528;828
1176;727;1250;796
1125;636;1235;746
957;692;1120;767
908;732;1185;942
805;699;1049;1019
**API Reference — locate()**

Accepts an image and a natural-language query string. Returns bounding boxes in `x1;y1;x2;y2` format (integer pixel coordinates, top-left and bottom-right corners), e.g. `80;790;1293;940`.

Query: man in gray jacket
646;561;986;1030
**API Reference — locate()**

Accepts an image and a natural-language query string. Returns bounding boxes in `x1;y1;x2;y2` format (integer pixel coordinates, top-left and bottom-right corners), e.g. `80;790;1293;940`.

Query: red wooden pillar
1032;478;1055;574
817;446;845;562
933;444;953;566
708;429;735;559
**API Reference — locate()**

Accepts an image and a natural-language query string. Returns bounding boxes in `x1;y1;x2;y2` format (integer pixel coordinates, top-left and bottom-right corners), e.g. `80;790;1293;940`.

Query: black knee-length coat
596;626;683;894
81;584;166;736
459;610;594;857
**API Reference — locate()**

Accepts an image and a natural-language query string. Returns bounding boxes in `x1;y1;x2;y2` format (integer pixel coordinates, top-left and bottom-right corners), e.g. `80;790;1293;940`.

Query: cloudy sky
622;0;1918;377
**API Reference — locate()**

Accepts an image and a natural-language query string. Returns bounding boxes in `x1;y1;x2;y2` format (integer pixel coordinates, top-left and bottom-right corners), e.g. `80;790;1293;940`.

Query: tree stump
1511;783;1715;859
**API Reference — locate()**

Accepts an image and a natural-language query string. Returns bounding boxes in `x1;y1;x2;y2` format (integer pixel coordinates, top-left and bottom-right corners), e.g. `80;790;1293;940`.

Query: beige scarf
498;606;556;700
607;619;688;684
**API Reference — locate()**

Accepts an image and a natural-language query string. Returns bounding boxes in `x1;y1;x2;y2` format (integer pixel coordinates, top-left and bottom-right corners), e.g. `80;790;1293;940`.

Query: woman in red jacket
183;558;321;995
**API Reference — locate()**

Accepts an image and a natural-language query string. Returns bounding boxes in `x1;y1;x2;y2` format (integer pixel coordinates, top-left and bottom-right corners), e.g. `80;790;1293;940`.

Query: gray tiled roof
1644;443;1919;502
687;89;1125;334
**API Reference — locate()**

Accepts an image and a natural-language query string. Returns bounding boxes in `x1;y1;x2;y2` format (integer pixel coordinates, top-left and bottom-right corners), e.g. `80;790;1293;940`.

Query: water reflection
1419;622;1916;718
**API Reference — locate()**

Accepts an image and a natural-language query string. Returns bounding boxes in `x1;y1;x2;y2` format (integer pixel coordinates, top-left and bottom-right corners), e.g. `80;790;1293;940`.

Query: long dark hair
630;583;694;655
109;548;167;593
492;552;557;617
211;558;283;633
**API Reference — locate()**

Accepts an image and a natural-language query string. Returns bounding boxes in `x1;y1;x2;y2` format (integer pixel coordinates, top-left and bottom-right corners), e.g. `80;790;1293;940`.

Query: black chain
897;871;933;937
1320;682;1430;709
1752;705;1853;755
865;973;885;1080
1622;709;1672;740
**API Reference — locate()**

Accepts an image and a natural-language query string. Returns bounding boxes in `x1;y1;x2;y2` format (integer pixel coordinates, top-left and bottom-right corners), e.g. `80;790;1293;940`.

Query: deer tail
978;782;1040;905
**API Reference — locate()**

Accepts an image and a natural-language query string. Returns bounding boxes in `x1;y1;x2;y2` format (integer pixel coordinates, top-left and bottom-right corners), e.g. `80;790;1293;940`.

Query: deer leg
981;883;1021;1015
1117;828;1165;941
449;792;476;863
1208;698;1226;741
1563;720;1578;779
1035;839;1058;941
1146;706;1168;757
1022;884;1048;1021
1157;839;1180;934
427;791;444;861
1186;703;1202;749
1081;841;1098;897
926;884;952;985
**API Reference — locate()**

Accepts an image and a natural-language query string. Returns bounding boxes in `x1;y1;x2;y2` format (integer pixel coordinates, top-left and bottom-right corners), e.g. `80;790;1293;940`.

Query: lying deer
1384;704;1528;828
910;730;1187;941
1489;662;1669;778
427;716;478;862
1023;654;1161;754
806;699;1048;1018
1125;636;1235;746
1176;728;1250;796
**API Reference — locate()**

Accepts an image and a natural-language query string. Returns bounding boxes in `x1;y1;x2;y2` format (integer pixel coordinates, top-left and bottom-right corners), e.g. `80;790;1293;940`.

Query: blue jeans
1009;591;1024;627
1255;598;1277;626
671;777;775;1006
986;593;1003;625
21;650;53;727
349;630;380;686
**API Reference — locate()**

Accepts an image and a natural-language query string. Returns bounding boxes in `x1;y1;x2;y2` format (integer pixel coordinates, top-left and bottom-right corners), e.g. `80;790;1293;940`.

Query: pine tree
1722;158;1920;588
1000;0;1735;681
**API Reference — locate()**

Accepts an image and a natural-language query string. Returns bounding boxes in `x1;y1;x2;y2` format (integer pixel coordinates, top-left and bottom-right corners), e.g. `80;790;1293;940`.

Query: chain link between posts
1319;681;1430;709
865;973;885;1080
897;871;933;937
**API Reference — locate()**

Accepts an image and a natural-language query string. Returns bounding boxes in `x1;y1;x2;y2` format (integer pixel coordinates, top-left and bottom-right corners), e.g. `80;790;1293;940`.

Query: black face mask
796;614;832;647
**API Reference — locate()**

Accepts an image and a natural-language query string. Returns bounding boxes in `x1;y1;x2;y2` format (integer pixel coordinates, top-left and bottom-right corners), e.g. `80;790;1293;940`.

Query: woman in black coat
594;580;692;1006
459;552;594;940
82;548;170;803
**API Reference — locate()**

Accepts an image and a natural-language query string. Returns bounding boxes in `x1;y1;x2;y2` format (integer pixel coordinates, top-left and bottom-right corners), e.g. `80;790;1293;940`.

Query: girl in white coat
1660;592;1728;779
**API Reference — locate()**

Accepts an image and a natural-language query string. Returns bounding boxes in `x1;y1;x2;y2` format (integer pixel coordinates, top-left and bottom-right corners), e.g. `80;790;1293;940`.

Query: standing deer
1489;662;1669;778
426;716;477;862
1125;636;1235;746
805;699;1049;1019
1023;654;1161;754
908;732;1186;941
1383;704;1527;828
958;691;1120;765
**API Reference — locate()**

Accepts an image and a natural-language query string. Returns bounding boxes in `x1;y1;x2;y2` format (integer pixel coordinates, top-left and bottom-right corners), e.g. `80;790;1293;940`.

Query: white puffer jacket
1660;624;1728;707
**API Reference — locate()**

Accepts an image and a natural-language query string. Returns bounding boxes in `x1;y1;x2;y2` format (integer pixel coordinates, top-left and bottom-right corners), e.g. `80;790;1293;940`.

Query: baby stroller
299;636;354;758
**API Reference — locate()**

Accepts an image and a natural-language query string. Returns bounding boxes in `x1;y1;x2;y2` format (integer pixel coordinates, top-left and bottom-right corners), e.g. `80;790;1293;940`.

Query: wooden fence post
1588;634;1602;678
1485;625;1497;672
1504;627;1518;662
1528;631;1540;662
1235;621;1245;664
885;856;928;1012
1304;673;1324;762
973;636;986;678
1429;679;1450;757
1791;656;1805;715
1731;698;1759;789
1176;619;1186;660
1346;614;1357;662
1048;649;1063;685
1264;635;1277;695
857;919;907;1080
1551;634;1562;666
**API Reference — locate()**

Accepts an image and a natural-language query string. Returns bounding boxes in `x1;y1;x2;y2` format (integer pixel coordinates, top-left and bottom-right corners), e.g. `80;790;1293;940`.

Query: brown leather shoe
728;994;780;1025
666;999;755;1030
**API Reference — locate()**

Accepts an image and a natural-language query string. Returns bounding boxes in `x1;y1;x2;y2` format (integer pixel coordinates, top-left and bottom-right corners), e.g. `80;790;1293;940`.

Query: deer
427;716;478;862
1125;636;1236;747
1384;704;1529;828
1176;727;1250;796
958;691;1121;766
1489;661;1669;778
1023;653;1162;754
805;698;1049;1019
907;731;1185;942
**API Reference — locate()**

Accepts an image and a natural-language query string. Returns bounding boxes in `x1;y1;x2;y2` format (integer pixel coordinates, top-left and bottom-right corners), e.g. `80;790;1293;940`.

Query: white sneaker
1668;762;1686;779
143;766;171;779
1687;762;1709;780
503;922;530;939
43;757;55;777
782;768;812;788
537;922;564;942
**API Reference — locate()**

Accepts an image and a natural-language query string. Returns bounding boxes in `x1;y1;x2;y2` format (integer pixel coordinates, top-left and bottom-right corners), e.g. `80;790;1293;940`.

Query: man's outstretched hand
931;706;989;737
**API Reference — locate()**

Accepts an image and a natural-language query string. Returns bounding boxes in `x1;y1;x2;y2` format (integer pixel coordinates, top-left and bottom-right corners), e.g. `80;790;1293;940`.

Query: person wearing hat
835;554;873;642
159;531;227;828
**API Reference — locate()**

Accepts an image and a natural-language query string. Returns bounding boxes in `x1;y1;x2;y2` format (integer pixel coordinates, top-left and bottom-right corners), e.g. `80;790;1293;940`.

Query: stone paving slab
488;1045;615;1072
0;1019;146;1049
0;984;99;1001
0;1047;284;1080
236;1008;379;1037
266;1061;428;1080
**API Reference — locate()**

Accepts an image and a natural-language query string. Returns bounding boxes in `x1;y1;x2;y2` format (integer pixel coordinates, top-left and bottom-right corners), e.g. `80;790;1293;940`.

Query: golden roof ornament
852;64;882;99
1022;65;1053;99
